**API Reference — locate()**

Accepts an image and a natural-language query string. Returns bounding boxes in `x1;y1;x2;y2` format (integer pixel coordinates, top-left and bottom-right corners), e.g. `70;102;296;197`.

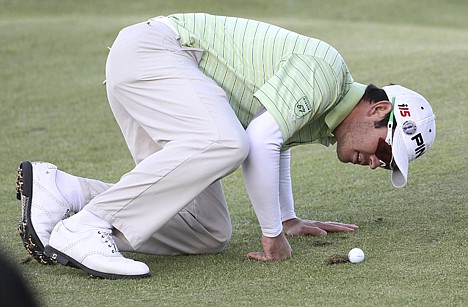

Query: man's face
334;100;393;170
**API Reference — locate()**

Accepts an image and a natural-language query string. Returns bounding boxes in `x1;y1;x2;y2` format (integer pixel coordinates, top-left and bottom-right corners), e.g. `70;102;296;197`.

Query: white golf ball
348;248;365;263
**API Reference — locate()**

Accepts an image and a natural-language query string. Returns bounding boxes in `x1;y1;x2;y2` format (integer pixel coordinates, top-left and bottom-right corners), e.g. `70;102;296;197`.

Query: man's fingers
302;226;327;236
303;221;358;230
314;222;358;233
247;252;270;261
287;222;359;236
326;222;359;229
247;251;291;261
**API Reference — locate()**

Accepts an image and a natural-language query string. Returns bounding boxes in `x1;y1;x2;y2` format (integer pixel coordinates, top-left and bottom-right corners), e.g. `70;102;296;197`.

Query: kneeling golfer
16;13;435;279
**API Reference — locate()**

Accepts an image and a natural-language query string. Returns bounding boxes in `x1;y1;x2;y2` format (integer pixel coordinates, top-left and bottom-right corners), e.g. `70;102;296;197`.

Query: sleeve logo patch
294;96;312;117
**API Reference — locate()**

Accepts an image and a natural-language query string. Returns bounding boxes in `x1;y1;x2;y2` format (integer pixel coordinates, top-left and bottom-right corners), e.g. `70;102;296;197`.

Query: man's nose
368;155;382;170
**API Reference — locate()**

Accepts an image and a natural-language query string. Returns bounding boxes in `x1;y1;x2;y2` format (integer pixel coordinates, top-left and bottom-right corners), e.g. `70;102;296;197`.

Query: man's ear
368;100;393;118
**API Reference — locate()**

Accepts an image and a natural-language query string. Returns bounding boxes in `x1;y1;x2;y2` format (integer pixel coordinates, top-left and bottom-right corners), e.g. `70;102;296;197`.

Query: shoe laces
97;230;119;254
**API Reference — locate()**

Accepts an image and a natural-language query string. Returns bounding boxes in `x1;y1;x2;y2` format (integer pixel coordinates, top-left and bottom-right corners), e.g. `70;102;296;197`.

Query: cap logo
411;133;425;158
398;103;411;117
402;120;417;135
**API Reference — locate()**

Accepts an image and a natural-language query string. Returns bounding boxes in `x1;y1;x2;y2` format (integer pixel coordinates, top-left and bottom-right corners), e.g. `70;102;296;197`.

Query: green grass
1;0;467;306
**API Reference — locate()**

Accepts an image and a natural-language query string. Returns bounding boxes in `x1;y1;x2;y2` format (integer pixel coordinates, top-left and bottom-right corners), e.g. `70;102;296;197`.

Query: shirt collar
325;82;366;134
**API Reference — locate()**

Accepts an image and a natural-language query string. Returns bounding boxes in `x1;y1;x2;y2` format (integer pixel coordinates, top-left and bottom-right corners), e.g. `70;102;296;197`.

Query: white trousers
83;21;249;255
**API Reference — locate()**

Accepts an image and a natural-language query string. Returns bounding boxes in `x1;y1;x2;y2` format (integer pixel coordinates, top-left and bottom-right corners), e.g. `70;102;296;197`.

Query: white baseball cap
382;85;436;188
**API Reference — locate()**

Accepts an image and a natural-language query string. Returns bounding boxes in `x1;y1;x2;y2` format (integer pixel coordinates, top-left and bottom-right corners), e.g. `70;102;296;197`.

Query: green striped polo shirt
168;13;365;148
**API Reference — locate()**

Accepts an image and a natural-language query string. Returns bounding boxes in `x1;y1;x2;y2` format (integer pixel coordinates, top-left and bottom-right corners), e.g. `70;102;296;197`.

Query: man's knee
204;223;232;254
221;129;250;168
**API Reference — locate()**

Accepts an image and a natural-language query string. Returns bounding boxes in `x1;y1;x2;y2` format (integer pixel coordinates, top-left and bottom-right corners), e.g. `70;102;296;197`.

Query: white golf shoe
45;221;150;279
16;161;73;264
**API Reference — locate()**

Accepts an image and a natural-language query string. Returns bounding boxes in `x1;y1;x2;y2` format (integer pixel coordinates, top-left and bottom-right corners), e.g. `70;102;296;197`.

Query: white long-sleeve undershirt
242;110;297;237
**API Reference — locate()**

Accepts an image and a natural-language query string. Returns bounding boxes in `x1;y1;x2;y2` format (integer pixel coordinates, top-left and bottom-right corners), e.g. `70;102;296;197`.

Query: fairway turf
1;1;467;306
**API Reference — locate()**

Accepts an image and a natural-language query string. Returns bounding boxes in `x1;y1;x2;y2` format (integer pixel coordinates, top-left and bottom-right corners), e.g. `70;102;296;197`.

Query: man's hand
247;233;292;261
282;217;359;236
246;219;358;261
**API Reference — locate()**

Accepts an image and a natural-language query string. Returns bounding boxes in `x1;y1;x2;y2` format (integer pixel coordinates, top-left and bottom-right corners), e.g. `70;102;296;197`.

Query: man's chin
335;148;348;163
